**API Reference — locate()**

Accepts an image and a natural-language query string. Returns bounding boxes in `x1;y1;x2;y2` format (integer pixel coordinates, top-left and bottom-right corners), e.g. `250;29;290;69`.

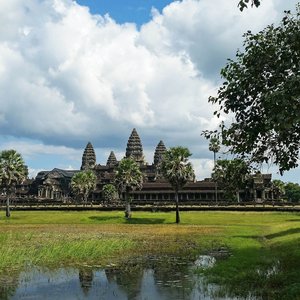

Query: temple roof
154;140;167;165
106;151;117;166
81;142;96;170
36;168;79;180
125;128;145;164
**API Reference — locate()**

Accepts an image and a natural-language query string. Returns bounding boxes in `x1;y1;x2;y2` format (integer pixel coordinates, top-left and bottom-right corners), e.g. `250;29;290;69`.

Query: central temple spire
81;142;96;170
125;128;145;165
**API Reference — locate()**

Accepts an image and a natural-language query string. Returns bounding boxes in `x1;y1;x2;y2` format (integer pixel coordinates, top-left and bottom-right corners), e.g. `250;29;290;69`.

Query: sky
0;0;299;182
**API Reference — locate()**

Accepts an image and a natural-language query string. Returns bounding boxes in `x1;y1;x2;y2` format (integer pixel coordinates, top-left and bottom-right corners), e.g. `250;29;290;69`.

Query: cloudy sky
1;0;299;182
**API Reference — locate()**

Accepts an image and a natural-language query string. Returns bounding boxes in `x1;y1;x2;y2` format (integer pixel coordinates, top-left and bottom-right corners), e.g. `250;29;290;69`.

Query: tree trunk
84;192;88;207
215;182;218;204
124;191;131;219
213;152;218;204
236;191;240;203
6;197;10;218
175;191;180;224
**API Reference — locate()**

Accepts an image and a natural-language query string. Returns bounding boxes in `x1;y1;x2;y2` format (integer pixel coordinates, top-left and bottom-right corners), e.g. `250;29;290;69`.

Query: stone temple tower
154;140;167;166
81;142;96;170
106;151;117;167
125;128;145;165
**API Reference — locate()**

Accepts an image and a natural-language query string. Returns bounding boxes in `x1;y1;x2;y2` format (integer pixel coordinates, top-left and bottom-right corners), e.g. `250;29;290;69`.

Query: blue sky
76;0;174;25
0;0;299;182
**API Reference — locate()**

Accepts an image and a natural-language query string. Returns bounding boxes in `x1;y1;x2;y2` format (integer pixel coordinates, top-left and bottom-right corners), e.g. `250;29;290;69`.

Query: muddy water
1;255;256;300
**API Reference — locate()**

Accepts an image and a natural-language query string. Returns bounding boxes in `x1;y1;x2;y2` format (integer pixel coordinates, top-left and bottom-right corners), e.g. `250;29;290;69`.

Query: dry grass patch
0;222;221;273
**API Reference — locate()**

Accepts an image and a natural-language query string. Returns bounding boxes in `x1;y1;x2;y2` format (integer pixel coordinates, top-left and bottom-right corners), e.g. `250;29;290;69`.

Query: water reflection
1;256;256;300
79;269;94;295
0;273;19;300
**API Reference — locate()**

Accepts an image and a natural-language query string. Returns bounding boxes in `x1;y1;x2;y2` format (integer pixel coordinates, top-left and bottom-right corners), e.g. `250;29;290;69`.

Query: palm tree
70;170;96;205
115;158;143;219
0;150;27;217
102;184;118;204
160;147;195;224
209;137;220;164
209;137;220;203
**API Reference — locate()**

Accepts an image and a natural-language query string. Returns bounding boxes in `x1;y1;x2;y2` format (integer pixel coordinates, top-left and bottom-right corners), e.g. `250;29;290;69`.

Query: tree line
0;147;195;224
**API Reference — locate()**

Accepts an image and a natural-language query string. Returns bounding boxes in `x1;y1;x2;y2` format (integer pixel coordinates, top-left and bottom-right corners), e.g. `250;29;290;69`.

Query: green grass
0;210;299;299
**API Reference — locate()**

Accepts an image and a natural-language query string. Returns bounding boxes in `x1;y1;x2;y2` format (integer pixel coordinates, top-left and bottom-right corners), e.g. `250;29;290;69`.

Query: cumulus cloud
139;0;285;79
0;140;81;159
0;0;298;179
0;139;82;173
190;158;215;179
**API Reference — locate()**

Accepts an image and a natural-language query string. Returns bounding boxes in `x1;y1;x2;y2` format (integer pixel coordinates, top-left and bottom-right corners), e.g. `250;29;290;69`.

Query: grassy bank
0;210;299;299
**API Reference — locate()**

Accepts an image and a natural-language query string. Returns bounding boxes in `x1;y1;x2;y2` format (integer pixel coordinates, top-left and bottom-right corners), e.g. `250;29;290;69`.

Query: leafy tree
272;179;286;199
102;184;118;204
0;150;27;217
208;5;300;174
70;170;96;205
159;147;195;224
284;182;300;203
115;158;143;219
212;159;251;202
238;0;261;11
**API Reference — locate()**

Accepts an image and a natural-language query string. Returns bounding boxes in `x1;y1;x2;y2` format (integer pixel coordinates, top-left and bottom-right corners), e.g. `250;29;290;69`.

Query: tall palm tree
115;158;143;219
71;170;96;205
160;147;195;224
209;137;220;203
0;150;27;217
209;137;220;166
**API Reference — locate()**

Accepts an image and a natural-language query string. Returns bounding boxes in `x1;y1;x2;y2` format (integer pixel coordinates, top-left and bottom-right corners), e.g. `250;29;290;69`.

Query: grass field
0;210;299;299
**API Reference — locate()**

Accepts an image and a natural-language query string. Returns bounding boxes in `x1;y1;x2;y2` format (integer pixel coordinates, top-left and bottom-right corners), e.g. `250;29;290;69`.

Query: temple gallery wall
18;129;275;203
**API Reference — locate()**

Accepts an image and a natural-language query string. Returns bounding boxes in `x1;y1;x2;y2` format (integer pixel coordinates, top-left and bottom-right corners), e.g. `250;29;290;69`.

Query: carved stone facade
106;151;117;167
28;128;275;202
32;169;79;200
125;128;145;165
154;140;166;166
81;142;96;170
247;173;273;202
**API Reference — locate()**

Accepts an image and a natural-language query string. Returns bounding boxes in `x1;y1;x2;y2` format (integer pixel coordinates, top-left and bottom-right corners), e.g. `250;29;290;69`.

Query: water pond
1;255;256;300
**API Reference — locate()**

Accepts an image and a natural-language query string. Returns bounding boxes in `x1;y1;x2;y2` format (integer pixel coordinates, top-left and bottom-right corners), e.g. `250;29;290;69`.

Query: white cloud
0;140;81;159
28;168;44;179
0;0;299;180
0;0;222;146
139;0;284;79
191;158;215;180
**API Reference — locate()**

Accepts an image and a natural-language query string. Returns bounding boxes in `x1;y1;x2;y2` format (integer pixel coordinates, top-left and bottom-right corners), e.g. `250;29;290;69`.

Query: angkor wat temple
21;128;275;203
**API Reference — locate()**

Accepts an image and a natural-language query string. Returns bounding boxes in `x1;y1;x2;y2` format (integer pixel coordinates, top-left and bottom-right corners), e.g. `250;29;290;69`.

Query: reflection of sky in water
5;258;255;300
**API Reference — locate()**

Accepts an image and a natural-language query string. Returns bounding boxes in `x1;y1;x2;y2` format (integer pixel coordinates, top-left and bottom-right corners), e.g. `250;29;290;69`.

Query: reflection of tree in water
0;272;19;300
79;269;94;295
105;262;143;299
150;256;195;298
104;256;195;299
